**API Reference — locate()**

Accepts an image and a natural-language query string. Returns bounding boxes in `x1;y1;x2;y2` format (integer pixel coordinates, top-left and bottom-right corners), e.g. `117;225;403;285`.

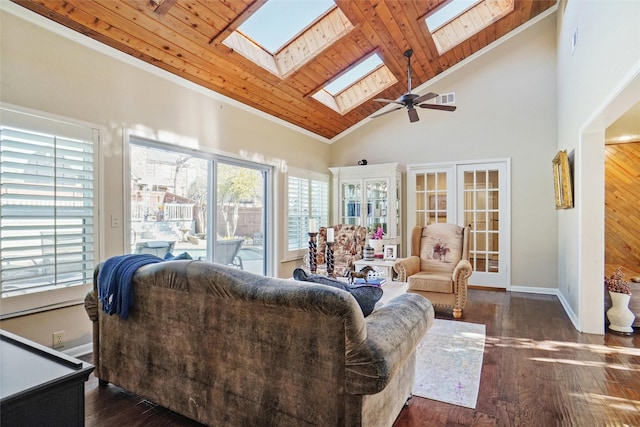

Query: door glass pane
216;163;264;275
130;144;209;261
476;211;487;230
476;171;486;188
489;232;499;252
417;192;426;211
488;170;499;189
489;189;499;209
489;211;499;230
426;173;436;188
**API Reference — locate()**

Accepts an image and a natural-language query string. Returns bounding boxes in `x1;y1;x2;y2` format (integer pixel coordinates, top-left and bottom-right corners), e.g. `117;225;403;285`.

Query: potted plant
368;226;385;255
605;267;635;334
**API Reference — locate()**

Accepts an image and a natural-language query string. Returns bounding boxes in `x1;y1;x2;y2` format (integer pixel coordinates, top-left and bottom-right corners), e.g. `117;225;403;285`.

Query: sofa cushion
293;268;383;316
407;272;453;293
163;251;193;261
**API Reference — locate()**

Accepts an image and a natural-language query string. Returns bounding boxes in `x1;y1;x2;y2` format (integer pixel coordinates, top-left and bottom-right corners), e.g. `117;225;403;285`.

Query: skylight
425;0;481;31
238;0;334;53
324;54;384;95
426;0;514;54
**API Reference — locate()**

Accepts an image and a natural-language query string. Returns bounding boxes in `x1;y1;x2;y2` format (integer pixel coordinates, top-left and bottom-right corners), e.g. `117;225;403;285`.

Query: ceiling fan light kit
373;49;457;123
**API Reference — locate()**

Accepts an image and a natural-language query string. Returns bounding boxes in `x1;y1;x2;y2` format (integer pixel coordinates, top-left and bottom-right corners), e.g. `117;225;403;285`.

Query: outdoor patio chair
214;239;244;270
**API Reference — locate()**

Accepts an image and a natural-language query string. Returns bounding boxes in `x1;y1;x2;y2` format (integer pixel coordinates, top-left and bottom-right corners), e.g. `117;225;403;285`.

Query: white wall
556;0;640;333
0;5;330;348
331;13;559;290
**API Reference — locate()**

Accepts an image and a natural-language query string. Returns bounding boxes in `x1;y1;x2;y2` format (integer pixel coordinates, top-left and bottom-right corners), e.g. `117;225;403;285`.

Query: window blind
286;171;329;256
1;126;95;298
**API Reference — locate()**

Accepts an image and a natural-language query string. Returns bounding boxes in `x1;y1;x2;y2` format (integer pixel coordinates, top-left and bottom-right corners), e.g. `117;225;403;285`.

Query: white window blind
287;175;309;252
285;169;329;259
1;125;95;298
311;178;329;227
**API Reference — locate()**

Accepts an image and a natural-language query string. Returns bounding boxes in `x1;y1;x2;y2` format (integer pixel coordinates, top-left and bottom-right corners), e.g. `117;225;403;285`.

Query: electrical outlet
52;331;65;349
110;215;120;228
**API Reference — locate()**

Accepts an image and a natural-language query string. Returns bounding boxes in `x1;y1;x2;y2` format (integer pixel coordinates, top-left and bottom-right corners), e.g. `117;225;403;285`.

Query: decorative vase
606;291;635;334
363;245;375;261
369;239;384;255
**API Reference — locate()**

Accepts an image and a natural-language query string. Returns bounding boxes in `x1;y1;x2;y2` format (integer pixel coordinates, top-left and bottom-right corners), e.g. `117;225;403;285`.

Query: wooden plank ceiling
13;0;556;140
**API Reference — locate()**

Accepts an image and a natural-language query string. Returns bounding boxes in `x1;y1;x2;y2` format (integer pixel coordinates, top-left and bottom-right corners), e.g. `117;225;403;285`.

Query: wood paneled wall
605;141;640;278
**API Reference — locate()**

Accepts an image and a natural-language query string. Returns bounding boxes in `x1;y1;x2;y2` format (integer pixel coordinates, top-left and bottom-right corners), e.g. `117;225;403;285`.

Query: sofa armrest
452;259;473;308
345;293;434;395
393;256;420;282
85;290;98;322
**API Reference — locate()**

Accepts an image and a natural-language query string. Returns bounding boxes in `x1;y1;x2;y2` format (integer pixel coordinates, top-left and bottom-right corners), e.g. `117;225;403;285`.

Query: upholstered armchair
394;223;472;319
306;224;367;277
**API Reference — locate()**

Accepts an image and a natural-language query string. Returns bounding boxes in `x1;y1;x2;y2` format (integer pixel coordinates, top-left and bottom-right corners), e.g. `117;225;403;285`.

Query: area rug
413;319;486;409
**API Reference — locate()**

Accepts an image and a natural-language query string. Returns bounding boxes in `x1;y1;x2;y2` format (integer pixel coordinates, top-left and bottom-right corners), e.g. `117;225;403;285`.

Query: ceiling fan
372;49;456;123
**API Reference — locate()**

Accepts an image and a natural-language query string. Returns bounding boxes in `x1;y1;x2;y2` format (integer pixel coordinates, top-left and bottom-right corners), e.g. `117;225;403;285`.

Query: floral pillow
419;223;464;274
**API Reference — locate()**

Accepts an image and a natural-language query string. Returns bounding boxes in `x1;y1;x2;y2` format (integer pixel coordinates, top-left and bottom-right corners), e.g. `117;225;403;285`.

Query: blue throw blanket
98;254;163;319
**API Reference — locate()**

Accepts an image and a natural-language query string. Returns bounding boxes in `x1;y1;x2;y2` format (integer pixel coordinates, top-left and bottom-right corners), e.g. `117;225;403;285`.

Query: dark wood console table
0;330;94;427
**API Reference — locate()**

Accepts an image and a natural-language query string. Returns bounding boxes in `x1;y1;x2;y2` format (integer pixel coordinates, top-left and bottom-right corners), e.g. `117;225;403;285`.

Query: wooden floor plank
80;289;640;426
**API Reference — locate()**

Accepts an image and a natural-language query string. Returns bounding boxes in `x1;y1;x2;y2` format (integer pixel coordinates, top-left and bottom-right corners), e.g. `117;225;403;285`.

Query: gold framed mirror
553;150;573;209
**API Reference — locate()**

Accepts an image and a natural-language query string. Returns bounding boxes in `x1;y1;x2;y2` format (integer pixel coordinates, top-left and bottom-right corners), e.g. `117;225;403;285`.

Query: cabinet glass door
365;179;388;233
341;181;361;225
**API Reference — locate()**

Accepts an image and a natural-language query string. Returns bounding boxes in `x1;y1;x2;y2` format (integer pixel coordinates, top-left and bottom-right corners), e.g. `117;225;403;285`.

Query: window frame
0;104;101;319
284;167;329;261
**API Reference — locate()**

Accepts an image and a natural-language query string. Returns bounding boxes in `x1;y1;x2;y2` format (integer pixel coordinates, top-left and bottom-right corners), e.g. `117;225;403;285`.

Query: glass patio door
129;139;270;276
214;161;267;275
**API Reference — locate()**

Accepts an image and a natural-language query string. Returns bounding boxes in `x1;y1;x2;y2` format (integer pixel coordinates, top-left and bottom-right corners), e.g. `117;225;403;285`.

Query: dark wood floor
80;289;640;426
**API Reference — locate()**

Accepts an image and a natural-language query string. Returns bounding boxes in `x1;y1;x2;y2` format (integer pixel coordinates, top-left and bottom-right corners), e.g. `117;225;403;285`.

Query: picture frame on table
384;244;397;260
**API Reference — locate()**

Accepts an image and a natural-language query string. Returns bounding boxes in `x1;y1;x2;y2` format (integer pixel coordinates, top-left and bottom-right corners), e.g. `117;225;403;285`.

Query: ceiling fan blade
408;108;419;123
374;98;404;105
418;103;457;112
371;106;403;119
413;92;438;104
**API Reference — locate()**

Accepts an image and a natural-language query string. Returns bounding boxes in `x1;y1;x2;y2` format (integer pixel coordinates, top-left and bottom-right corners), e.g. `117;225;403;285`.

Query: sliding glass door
129;138;270;276
215;161;266;274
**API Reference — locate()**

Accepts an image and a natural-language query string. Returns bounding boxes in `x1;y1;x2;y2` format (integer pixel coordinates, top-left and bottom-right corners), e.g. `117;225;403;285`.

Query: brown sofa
85;259;434;426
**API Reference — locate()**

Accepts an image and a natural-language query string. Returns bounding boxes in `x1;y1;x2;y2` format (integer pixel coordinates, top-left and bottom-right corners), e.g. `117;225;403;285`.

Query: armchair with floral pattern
303;224;367;277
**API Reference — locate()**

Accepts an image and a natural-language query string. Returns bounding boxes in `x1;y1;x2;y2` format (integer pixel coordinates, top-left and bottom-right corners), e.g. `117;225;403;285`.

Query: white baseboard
509;285;558;295
62;342;93;358
555;290;580;331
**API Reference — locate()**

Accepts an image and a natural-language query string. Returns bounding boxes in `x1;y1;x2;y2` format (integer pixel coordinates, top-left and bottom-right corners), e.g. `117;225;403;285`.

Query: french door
457;162;509;288
408;160;510;288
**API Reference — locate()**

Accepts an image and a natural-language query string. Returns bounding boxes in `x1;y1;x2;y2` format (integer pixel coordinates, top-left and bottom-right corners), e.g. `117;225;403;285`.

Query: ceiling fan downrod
404;49;413;94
